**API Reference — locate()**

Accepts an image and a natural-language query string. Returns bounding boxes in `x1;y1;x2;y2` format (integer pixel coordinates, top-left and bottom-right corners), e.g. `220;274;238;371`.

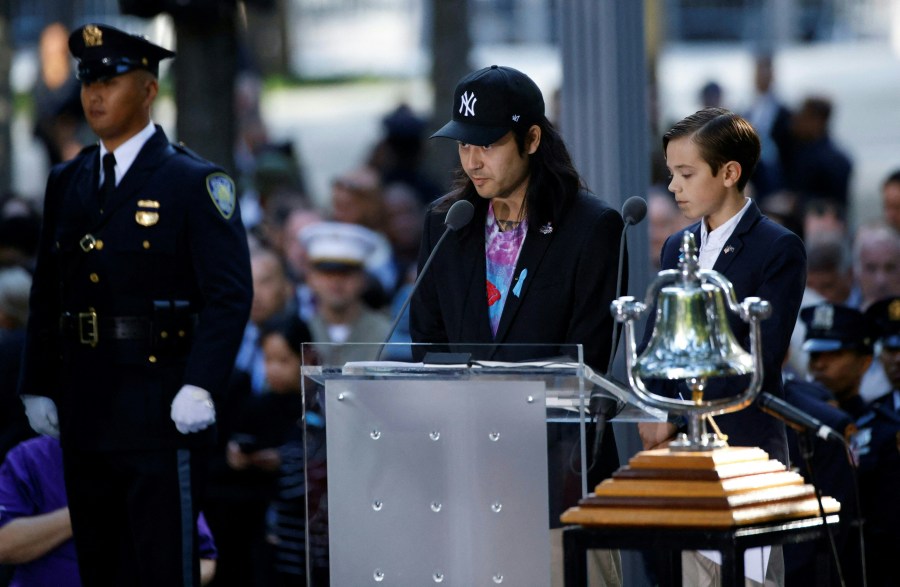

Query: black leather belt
60;311;151;346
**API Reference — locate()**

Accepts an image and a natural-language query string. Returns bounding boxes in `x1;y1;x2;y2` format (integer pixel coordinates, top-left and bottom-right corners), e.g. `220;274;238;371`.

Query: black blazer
410;190;625;372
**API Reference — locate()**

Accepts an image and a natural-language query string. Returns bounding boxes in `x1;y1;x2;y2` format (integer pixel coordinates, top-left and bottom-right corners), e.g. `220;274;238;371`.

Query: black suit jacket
410;190;624;372
410;189;626;523
19;127;252;450
647;201;806;463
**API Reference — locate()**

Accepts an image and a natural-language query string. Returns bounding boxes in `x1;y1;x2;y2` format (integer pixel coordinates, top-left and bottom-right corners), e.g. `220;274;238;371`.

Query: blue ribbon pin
512;268;527;297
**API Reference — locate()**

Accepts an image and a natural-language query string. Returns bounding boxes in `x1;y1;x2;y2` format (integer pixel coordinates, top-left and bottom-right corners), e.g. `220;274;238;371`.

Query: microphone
622;195;649;226
606;196;647;376
588;197;646;470
757;391;844;442
377;200;475;359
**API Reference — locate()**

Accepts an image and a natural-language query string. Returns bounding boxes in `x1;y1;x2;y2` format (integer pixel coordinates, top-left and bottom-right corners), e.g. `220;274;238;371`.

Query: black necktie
100;152;116;208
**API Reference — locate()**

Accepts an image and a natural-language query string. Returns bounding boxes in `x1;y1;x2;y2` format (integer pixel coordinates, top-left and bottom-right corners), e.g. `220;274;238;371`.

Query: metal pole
557;3;653;584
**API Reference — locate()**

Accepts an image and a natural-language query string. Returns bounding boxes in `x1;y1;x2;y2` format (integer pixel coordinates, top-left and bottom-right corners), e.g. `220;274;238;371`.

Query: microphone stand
606;221;630;378
375;199;475;361
375;226;451;361
587;200;643;472
797;430;847;587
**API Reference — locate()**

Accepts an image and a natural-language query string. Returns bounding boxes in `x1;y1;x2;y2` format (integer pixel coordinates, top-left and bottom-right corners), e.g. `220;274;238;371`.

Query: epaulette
77;143;100;157
172;141;209;163
856;411;875;427
65;143;99;166
51;143;97;177
873;402;900;426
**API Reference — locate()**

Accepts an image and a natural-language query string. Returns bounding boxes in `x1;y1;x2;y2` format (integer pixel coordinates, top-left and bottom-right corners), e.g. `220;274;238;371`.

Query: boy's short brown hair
663;107;761;192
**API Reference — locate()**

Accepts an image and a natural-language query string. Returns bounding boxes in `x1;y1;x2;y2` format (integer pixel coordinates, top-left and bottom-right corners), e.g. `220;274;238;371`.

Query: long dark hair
436;117;585;228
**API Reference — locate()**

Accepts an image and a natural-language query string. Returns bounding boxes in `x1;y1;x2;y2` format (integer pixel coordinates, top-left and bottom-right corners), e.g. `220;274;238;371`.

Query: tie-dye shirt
485;205;527;337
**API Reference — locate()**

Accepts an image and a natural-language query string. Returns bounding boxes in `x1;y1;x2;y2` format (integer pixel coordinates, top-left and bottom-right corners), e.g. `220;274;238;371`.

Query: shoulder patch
206;172;236;219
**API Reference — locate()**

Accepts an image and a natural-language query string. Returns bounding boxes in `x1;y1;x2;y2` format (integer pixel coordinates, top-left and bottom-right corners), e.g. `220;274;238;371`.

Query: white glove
21;395;60;438
170;385;216;434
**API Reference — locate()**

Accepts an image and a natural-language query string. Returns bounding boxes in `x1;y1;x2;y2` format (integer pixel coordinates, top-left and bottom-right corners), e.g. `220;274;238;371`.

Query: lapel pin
512;268;528;298
723;245;735;255
539;222;553;235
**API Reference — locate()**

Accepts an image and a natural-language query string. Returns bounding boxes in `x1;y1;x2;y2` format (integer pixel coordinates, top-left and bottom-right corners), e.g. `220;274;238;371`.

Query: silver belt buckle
79;234;97;252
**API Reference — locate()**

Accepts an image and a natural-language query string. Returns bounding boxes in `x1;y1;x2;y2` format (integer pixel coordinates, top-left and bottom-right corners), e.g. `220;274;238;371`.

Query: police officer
17;24;252;586
853;296;900;587
800;303;874;419
299;221;393;365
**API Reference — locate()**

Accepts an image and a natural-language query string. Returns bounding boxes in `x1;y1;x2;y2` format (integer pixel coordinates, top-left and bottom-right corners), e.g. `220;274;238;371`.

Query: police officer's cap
864;296;900;350
800;303;873;354
299;222;382;272
69;23;175;83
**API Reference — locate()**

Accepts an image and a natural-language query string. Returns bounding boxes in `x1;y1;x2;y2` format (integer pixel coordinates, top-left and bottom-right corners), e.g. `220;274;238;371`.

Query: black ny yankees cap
430;65;545;147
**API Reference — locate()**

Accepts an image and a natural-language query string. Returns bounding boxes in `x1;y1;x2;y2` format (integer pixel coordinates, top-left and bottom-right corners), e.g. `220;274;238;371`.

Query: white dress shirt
698;198;751;270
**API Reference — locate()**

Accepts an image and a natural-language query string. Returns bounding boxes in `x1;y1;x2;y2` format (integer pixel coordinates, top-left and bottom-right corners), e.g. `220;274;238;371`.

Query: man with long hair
410;65;625;586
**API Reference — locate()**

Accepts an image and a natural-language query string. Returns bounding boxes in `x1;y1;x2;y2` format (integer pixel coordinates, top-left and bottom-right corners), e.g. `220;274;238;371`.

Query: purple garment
197;511;217;560
0;436;78;587
484;206;527;336
0;436;216;586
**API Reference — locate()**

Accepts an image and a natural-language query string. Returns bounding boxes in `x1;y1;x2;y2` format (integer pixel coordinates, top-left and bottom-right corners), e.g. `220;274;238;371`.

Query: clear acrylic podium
300;342;664;586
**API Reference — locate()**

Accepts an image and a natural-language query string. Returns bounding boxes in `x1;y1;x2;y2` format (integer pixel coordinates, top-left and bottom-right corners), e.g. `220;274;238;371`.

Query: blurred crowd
1;25;899;586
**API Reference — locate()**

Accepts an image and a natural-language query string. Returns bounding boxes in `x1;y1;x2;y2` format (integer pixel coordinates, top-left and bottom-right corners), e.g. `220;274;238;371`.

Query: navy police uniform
18;24;252;587
851;297;900;587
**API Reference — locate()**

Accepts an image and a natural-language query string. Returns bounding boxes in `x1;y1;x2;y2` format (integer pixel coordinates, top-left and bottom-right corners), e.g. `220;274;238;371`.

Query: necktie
100;152;116;208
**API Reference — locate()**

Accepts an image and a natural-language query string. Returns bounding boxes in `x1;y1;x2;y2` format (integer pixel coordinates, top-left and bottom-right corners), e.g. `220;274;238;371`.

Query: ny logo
459;91;477;117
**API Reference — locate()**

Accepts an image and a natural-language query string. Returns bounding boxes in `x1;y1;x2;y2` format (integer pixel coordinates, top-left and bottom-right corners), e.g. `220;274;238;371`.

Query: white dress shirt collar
99;121;157;187
698;197;751;270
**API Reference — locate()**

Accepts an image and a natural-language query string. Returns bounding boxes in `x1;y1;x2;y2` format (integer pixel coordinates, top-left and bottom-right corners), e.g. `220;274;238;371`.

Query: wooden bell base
561;446;840;528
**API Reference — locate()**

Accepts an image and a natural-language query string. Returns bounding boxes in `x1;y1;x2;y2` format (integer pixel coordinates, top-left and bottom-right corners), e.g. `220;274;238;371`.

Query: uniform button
95;239;104;250
55;241;60;249
148;355;157;363
178;330;186;338
89;273;100;283
160;331;168;339
143;240;151;249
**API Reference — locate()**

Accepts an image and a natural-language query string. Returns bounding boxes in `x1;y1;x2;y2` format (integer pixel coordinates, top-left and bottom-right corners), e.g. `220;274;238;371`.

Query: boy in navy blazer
640;107;806;586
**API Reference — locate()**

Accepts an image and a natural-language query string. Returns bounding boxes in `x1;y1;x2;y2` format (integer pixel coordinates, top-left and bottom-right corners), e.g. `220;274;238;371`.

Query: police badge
83;24;103;47
135;199;160;227
135;211;159;227
206;173;236;220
